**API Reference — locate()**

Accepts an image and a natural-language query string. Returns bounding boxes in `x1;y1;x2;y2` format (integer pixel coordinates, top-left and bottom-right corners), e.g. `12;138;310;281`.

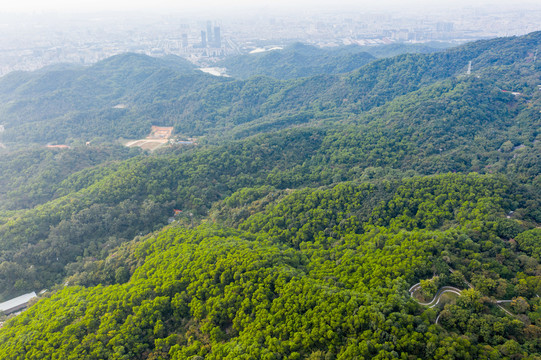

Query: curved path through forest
409;283;462;308
410;282;521;324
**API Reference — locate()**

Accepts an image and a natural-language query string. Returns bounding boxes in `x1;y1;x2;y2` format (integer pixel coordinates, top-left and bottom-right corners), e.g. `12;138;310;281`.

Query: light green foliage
516;229;541;260
1;174;540;358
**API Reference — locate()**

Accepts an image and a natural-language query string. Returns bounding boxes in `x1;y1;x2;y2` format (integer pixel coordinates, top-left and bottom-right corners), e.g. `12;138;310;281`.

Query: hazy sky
2;0;540;13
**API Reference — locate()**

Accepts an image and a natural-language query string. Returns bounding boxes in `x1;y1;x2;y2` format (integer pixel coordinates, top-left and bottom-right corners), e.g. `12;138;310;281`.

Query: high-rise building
201;30;207;48
207;21;213;43
181;34;188;48
213;26;221;48
436;22;454;32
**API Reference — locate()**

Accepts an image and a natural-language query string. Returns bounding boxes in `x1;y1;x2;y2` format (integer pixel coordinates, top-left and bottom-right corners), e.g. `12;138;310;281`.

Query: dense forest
0;31;539;359
1;174;540;359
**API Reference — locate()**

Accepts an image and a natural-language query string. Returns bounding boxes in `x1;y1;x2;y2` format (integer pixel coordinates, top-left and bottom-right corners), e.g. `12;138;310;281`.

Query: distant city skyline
2;0;541;14
0;0;539;76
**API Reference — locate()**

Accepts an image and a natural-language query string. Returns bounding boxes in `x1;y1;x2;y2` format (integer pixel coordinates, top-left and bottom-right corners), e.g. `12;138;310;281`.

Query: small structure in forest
0;292;37;315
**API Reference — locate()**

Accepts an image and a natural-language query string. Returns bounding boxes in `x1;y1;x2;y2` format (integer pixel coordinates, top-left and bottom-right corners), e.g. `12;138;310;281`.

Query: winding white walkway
410;282;521;324
411;285;463;307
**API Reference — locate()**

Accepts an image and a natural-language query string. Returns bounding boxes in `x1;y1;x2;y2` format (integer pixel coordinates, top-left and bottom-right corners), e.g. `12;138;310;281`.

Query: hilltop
218;42;376;80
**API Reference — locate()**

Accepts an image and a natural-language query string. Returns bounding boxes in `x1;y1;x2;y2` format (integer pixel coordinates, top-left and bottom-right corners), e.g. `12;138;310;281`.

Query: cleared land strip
125;139;168;151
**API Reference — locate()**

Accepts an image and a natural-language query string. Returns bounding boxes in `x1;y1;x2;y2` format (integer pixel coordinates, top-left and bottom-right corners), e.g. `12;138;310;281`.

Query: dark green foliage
0;145;139;210
0;53;214;143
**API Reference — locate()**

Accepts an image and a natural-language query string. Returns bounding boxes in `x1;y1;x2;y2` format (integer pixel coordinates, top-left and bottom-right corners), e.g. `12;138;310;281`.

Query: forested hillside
0;174;539;359
218;43;376;80
358;42;454;58
1;32;539;144
0;31;539;359
0;53;214;143
0;145;140;210
218;42;456;80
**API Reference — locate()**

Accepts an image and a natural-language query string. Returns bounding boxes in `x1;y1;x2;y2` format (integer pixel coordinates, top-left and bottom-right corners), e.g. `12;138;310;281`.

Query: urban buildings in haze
0;4;539;74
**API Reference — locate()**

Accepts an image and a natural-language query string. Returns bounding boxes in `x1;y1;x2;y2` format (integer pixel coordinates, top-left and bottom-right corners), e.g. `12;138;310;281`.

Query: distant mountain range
0;33;539;145
218;41;455;80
